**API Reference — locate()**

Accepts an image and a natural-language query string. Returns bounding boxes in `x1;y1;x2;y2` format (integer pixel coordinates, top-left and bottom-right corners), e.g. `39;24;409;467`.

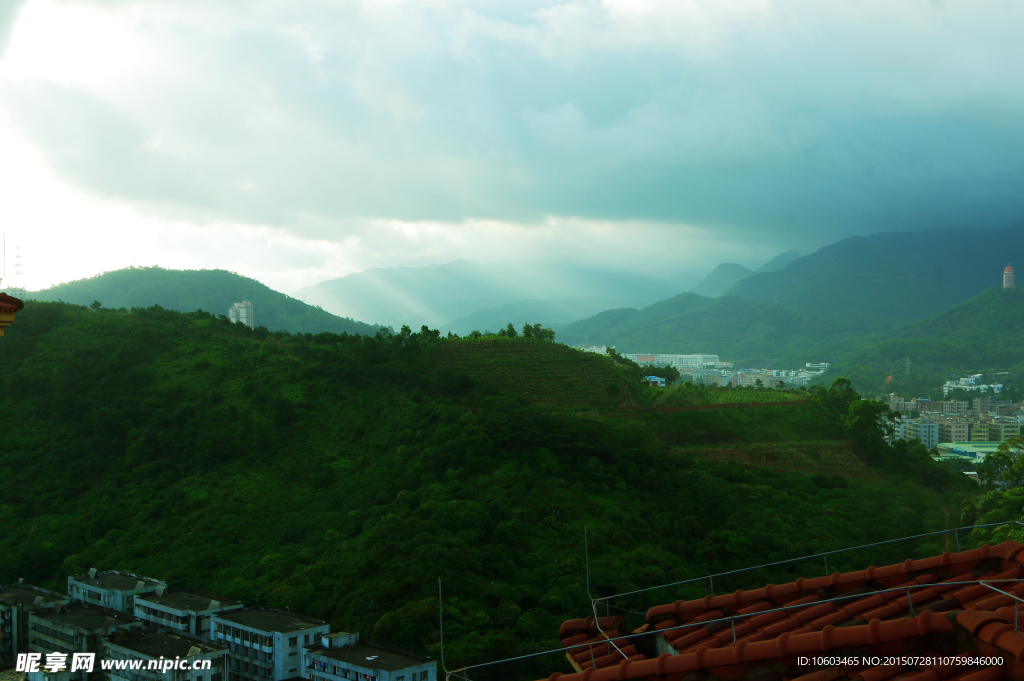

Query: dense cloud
1;0;1023;290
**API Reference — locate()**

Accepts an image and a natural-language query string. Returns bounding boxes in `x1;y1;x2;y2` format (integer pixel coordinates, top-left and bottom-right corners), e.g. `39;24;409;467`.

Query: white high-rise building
229;301;255;329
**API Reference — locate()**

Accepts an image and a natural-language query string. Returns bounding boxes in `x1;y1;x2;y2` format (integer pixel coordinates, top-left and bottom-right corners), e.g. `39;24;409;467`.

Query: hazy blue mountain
557;292;897;367
28;267;380;336
442;296;636;336
690;263;754;297
295;260;702;329
757;250;801;273
725;223;1024;321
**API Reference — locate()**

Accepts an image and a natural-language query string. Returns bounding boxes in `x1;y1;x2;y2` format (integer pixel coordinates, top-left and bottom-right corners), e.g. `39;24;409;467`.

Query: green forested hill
0;303;972;679
28;266;381;335
819;287;1024;397
725;223;1024;322
557;293;896;366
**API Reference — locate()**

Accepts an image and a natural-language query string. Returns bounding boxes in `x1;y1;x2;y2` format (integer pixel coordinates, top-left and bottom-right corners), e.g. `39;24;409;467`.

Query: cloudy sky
1;0;1022;293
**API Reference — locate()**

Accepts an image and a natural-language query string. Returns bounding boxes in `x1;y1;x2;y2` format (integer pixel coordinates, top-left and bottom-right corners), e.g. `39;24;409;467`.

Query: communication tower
7;247;25;297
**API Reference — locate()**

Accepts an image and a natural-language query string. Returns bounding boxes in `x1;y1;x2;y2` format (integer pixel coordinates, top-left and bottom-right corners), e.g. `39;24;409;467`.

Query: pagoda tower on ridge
1004;264;1014;288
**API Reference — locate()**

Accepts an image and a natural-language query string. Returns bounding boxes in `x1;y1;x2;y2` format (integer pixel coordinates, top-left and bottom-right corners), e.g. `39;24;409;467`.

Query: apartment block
104;631;228;681
938;400;970;417
228;302;255;330
26;604;140;681
989;421;1021;442
0;583;68;665
939;420;969;443
970;426;991;442
211;609;329;681
68;570;166;615
973;396;992;418
888;394;907;413
134;589;243;641
907;421;940;449
304;632;435;681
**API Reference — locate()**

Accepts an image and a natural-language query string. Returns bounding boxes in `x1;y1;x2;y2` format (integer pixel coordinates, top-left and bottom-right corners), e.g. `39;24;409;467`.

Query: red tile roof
0;291;24;313
540;542;1024;681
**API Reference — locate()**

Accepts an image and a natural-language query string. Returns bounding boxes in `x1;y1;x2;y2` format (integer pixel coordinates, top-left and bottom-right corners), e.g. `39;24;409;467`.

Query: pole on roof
906;587;914;616
438;579;450;678
709;575;714;596
824;554;829;576
731;617;737;645
955;528;961;552
585;526;592;600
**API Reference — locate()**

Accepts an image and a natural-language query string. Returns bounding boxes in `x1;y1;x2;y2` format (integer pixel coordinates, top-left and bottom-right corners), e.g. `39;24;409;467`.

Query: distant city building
644;376;667;388
989;421;1021;442
304;632;436;681
805;363;830;374
623;353;722;369
943;374;1003;396
1005;264;1015;288
229;302;255;329
579;346;611;354
895;420;940;449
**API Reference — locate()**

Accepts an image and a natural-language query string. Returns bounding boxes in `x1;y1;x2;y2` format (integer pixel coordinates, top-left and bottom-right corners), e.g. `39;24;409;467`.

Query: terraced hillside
686;441;882;479
432;339;637;408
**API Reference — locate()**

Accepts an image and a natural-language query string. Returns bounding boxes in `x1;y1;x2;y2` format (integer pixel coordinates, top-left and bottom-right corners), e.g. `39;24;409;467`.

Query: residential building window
420;673;429;680
289;637;297;646
304;634;309;645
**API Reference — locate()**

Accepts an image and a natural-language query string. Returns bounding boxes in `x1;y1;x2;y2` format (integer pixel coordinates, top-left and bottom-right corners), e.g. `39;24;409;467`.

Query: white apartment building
623;353;722;369
0;583;68;665
228;302;255;330
67;571;166;615
134;589;244;641
896;420;940;449
211;609;329;681
26;603;141;681
304;632;435;681
105;631;228;681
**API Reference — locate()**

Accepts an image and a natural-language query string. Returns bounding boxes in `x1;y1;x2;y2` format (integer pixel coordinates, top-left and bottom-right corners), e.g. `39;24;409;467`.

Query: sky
0;0;1022;294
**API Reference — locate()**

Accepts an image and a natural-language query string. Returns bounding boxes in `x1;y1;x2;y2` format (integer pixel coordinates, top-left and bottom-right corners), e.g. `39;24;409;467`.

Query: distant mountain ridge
28;267;380;336
725;224;1024;321
557;292;897;366
442;296;640;336
295;260;703;329
756;250;801;273
690;263;753;297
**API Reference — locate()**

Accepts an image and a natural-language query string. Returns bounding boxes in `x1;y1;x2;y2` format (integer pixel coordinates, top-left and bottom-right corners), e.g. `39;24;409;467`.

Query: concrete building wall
211;612;329;681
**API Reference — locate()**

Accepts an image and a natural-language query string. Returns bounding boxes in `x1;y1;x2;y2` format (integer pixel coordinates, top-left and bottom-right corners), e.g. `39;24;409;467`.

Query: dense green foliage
28;266;381;335
0;303;976;679
558;293;896;366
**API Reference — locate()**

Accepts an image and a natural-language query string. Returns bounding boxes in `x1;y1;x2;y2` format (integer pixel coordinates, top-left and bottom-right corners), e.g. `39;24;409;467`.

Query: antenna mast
11;247;25;297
